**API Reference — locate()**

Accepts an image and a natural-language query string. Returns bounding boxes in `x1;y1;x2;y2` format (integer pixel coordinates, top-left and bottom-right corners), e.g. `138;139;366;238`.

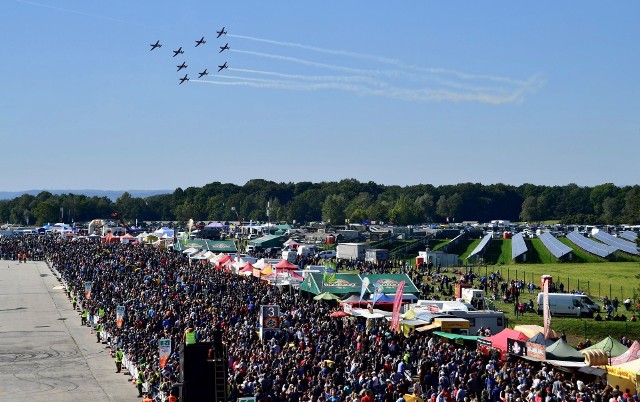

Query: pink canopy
275;259;298;269
482;328;528;352
612;341;640;365
240;262;254;273
218;255;231;264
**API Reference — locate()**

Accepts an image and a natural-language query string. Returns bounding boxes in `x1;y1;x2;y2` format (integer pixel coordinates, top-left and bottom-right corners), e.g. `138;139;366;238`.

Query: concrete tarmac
0;259;140;402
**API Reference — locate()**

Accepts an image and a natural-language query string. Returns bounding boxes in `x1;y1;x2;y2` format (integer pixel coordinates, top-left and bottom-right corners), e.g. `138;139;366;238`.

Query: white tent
182;247;198;255
153;227;175;238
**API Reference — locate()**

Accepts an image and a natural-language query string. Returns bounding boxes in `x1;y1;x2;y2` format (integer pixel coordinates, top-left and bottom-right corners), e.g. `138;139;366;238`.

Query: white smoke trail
228;33;537;87
191;78;527;104
231;49;531;95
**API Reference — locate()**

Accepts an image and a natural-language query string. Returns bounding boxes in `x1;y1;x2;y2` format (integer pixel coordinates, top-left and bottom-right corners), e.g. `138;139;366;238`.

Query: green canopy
583;335;629;357
432;331;483;341
546;339;585;362
301;273;362;295
173;239;237;253
313;292;341;301
361;274;420;294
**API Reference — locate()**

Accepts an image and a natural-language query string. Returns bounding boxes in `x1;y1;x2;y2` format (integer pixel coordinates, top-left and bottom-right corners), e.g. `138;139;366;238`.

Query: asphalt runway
0;259;139;401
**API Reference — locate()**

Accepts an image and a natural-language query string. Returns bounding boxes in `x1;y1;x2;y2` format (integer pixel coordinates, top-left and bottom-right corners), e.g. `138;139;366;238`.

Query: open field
416;261;640;345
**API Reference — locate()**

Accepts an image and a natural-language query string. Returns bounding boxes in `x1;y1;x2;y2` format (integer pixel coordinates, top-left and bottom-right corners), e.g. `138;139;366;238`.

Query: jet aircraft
216;27;227;38
173;47;184;57
217;62;228;72
179;74;189;85
219;43;229;53
177;62;187;72
198;69;208;78
195;36;206;47
150;40;162;51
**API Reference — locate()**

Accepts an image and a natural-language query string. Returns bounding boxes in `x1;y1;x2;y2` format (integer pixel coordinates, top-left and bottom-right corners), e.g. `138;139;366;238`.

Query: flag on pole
542;275;552;339
372;283;384;306
390;281;405;332
359;277;370;302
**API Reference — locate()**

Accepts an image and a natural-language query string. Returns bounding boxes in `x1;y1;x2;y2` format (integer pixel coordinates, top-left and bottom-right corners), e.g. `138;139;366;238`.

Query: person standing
114;347;124;373
81;308;88;326
137;369;146;398
96;320;103;343
72;295;78;311
183;327;197;345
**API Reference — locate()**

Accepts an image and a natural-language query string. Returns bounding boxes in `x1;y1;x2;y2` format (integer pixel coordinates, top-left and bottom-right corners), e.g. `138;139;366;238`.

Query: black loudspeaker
179;343;215;402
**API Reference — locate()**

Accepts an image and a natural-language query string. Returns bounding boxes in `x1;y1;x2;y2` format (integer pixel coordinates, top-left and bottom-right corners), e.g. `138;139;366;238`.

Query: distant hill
0;189;172;201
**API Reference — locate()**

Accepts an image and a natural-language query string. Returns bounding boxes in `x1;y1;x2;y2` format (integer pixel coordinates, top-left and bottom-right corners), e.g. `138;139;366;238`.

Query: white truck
460;288;486;306
536;293;599;317
336;243;367;260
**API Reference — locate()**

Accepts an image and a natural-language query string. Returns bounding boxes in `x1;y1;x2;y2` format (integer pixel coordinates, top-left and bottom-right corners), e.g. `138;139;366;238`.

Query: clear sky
2;1;638;191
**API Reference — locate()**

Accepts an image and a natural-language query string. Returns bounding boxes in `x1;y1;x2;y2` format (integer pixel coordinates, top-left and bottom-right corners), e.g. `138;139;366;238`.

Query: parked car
316;250;337;259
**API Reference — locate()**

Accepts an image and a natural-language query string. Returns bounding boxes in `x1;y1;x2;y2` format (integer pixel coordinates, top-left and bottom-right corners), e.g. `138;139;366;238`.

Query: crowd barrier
47;262;153;399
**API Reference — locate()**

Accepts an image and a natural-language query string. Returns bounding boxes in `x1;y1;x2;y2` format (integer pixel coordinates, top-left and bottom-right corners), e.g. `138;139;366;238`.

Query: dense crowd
0;235;630;402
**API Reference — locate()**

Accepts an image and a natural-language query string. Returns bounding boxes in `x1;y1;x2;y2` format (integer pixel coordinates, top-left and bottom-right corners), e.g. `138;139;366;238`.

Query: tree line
0;180;638;227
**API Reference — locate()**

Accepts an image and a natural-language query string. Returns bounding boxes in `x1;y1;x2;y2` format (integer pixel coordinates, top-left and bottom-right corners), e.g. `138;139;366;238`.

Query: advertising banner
159;338;171;369
116;305;125;328
84;281;92;299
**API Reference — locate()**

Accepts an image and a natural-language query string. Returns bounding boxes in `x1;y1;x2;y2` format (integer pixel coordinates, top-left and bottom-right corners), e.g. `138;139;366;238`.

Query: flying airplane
217;62;228;72
198;69;208;78
219;43;229;53
150;40;162;51
177;62;187;72
179;74;189;85
195;36;206;47
172;47;184;57
216;27;227;38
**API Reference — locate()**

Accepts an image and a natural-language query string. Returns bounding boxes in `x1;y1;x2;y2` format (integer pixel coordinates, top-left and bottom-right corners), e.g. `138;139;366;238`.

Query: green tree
322;194;348;225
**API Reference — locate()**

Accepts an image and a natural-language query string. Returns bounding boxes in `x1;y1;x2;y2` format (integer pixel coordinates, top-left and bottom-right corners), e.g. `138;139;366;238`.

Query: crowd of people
0;234;632;402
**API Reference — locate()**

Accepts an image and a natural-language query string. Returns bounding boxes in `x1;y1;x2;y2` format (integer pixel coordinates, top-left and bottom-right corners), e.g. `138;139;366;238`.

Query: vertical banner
390;281;405;333
116;305;125;328
543;276;552;339
158;338;171;369
359;277;370;302
84;281;92;299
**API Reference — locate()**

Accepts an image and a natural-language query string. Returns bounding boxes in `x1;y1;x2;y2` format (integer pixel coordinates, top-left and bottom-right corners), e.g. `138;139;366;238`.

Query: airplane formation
149;27;229;85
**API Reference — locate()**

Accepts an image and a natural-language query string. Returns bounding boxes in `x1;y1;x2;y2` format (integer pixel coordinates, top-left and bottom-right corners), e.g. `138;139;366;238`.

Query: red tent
240;262;254;273
218;255;232;264
481;328;528;352
275;259;298;269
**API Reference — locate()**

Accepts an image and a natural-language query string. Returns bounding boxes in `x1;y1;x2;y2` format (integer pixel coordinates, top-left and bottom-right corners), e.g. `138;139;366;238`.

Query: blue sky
2;1;638;191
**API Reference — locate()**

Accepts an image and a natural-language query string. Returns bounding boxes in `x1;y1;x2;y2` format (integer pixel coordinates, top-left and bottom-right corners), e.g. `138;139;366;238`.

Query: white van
536;293;597;317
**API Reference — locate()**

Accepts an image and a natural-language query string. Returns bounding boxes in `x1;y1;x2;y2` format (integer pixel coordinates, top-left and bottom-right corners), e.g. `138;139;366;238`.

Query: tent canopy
482;328;528;351
584;336;629;357
514;325;557;339
528;332;557;347
612;341;640;365
546;339;585;362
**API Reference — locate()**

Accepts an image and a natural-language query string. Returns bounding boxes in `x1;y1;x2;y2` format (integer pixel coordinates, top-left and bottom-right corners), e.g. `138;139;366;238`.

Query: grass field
413;261;640;345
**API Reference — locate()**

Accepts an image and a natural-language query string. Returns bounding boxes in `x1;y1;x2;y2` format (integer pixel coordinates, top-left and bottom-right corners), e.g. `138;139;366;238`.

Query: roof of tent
482;328;528;351
546;339;585;362
611;341;640;365
528;332;557;347
583;336;629;357
173;239;237;253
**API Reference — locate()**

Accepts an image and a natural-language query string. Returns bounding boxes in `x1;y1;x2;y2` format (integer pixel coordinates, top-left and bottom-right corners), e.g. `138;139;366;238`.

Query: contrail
229;67;389;86
191;77;529;104
231;49;535;94
228;33;538;87
16;0;149;27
